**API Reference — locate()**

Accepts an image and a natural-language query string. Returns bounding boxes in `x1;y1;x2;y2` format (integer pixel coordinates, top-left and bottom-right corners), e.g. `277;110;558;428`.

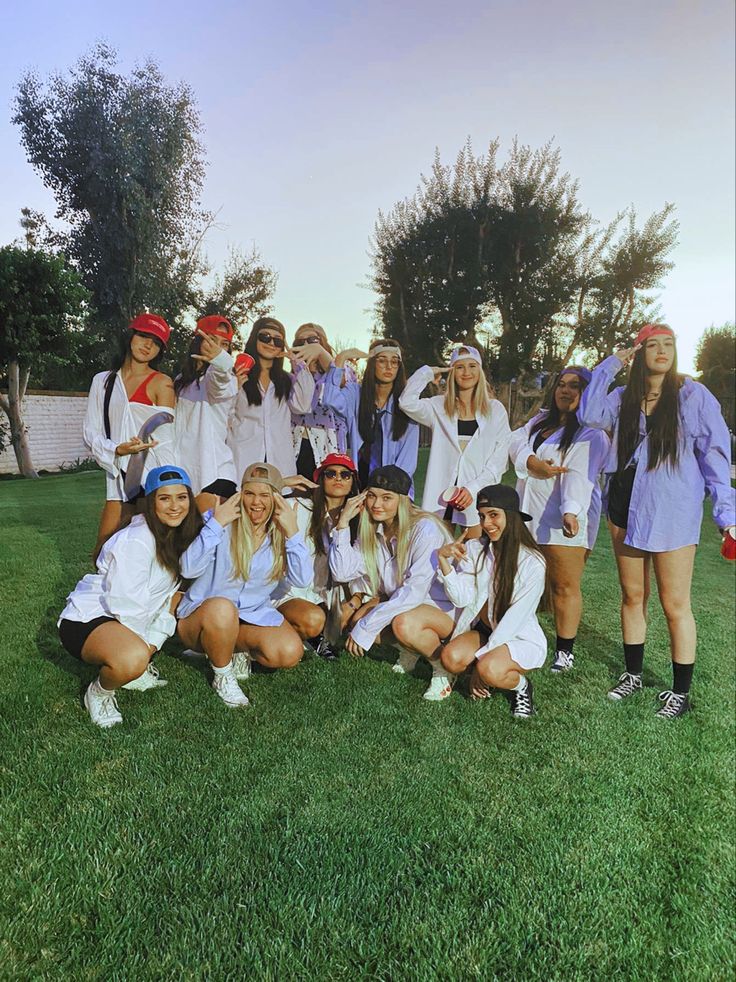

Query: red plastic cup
721;527;736;561
235;352;255;374
442;486;466;510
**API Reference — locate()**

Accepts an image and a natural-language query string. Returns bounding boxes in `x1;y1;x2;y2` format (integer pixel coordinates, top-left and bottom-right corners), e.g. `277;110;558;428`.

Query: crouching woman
176;463;312;709
439;485;548;719
58;466;203;728
328;465;457;701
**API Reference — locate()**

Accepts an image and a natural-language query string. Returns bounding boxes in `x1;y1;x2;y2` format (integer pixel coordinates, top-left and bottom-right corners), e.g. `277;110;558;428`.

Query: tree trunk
1;360;39;478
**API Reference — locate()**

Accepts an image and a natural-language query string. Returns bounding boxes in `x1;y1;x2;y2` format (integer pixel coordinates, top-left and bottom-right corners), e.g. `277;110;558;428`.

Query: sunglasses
293;336;321;347
257;332;285;349
323;469;353;481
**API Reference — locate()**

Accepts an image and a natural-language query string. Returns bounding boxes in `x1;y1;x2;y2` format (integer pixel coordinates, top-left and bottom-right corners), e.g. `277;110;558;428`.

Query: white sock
93;677;116;696
513;675;528;693
212;660;234;676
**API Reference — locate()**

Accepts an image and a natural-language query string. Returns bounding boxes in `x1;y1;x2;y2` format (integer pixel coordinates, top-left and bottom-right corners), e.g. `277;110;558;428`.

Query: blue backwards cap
144;466;192;496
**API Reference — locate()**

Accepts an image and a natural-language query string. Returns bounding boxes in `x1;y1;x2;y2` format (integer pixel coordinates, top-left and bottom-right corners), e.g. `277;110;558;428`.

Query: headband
369;345;402;361
559;365;592;385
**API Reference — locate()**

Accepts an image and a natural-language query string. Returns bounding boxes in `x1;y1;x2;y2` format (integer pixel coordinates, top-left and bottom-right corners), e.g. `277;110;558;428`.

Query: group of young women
59;315;734;729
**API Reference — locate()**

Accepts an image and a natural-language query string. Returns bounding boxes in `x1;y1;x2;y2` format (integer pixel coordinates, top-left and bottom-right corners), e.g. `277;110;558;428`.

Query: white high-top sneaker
212;670;250;708
122;662;168;690
84;680;123;728
232;651;252;680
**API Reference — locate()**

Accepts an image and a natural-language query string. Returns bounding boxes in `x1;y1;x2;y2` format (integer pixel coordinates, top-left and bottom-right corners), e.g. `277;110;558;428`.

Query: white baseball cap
449;345;482;367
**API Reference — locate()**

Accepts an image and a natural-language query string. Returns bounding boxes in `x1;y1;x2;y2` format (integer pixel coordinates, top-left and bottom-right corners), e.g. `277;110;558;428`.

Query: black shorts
471;618;492;644
59;616;116;660
200;479;238;498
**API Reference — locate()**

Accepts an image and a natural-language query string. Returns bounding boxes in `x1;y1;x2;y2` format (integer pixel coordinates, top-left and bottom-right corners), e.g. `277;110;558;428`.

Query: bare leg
392;605;456;661
278;598;326;641
177;597;239;668
609;521;651;644
236;621;305;670
80;621;153;689
541;544;588;638
476;644;526;691
653;546;697;664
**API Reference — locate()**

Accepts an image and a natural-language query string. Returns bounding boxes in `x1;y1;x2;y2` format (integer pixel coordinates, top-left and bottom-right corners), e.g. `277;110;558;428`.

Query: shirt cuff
350;621;377;650
561;499;583;517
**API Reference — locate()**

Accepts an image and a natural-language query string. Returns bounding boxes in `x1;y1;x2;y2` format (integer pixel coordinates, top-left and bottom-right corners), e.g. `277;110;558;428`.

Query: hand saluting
272;492;300;538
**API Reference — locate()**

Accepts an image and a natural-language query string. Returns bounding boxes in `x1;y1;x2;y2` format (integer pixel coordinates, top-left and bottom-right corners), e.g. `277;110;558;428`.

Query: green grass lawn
1;458;734;980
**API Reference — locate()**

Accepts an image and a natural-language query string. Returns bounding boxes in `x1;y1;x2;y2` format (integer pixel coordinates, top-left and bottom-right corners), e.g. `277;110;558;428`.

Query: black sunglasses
293;336;321;347
323;469;353;481
257;332;285;349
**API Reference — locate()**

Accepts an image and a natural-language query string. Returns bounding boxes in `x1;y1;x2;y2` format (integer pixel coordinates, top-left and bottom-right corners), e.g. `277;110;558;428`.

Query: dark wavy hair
103;331;166;405
529;367;589;457
174;335;208;396
241;317;292;406
308;471;360;556
358;338;410;443
142;485;204;578
617;343;681;472
476;512;549;623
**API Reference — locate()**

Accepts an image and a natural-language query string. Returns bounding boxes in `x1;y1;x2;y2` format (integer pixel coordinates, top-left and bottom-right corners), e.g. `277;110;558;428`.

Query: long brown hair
358;338;411;443
476;513;549;623
174;334;208;396
308;472;360;556
142;487;204;578
617;343;681;472
241;317;293;406
529;368;589;458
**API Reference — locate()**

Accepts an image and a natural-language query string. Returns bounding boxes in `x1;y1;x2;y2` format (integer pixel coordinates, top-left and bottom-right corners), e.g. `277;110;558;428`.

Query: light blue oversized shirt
321;364;420;494
579;355;735;551
178;513;312;625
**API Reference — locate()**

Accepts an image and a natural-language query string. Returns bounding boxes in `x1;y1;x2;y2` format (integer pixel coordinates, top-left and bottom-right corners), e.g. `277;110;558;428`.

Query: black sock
308;634;323;649
556;635;575;654
623;642;644;675
672;662;694;695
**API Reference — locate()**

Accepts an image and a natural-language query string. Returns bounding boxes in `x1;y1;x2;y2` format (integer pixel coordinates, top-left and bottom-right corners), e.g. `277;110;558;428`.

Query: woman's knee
201;598;239;633
302;604;326;638
392;611;419;643
621;585;647;607
659;593;693;623
113;648;150;682
268;631;304;669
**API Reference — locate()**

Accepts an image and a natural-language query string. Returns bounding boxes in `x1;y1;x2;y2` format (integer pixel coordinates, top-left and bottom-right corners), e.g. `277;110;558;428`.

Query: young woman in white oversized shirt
399;345;511;536
438;485;548;719
226;317;314;480
58;466;204;729
508;366;610;673
84;313;176;559
328;465;457;701
173;315;250;512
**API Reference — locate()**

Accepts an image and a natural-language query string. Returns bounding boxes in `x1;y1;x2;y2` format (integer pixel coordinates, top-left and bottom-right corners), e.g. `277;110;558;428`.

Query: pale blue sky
1;0;734;372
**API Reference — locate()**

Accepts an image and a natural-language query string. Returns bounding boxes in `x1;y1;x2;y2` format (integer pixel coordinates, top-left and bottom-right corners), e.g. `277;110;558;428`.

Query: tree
13;43;210;348
370;139;678;380
0;246;89;476
696;323;735;429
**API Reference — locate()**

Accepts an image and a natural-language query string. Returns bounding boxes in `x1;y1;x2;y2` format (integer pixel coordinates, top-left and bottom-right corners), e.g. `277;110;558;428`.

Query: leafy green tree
0;246;89;476
696;323;735;429
13;43;209;349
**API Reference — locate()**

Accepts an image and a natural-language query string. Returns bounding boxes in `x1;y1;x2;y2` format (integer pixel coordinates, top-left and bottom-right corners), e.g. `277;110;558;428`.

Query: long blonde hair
357;496;451;595
229;487;287;583
443;349;493;418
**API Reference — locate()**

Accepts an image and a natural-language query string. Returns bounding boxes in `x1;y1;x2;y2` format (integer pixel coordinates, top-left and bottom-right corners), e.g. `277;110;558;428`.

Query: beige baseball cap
240;462;284;493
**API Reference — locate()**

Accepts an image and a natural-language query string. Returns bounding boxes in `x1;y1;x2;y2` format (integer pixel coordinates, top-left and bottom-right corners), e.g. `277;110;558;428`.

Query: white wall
0;392;90;475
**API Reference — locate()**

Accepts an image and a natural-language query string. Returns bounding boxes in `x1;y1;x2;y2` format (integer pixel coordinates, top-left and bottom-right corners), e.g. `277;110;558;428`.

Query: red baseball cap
313;453;357;483
197;315;234;342
128;313;171;347
634;323;675;347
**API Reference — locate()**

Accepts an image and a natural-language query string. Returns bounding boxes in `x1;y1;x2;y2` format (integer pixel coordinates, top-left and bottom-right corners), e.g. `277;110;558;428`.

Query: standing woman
276;453;363;660
439;485;549;719
508;366;610;672
226;317;314;481
329;465;457;701
173;315;250;512
84;313;176;560
288;323;350;478
579;324;735;718
399;345;511;536
57;466;204;728
176;463;312;709
321;339;419;493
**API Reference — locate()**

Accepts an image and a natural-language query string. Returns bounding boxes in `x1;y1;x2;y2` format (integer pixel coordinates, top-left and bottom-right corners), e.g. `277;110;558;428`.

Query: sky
1;0;734;374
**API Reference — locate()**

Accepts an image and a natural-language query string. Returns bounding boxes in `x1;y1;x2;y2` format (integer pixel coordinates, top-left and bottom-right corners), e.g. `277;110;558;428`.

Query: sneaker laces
99;693;121;722
514;685;533;715
554;650;573;669
146;663;161;680
657;690;686;717
216;672;244;700
613;672;641;695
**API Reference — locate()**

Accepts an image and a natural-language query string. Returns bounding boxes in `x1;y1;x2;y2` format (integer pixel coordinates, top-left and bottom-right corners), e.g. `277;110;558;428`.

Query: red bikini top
128;371;158;406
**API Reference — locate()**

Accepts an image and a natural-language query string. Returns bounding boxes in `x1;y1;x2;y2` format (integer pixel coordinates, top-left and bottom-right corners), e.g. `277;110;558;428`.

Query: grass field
0;459;734;980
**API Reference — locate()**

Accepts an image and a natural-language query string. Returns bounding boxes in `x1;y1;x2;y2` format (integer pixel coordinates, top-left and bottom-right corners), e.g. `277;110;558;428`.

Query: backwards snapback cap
476;484;533;522
449;345;482;367
366;465;412;496
241;462;284;493
197;315;234;342
144;465;192;496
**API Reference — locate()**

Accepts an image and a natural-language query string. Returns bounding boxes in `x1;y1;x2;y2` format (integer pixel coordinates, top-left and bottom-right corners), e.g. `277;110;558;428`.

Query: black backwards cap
366;465;412;496
476;484;533;522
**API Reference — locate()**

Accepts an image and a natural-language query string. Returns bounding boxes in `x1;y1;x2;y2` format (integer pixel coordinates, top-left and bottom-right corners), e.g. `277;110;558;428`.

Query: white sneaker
84;681;123;728
550;650;574;673
212;671;250;708
392;648;419;674
232;650;252;681
423;671;455;702
122;662;168;690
